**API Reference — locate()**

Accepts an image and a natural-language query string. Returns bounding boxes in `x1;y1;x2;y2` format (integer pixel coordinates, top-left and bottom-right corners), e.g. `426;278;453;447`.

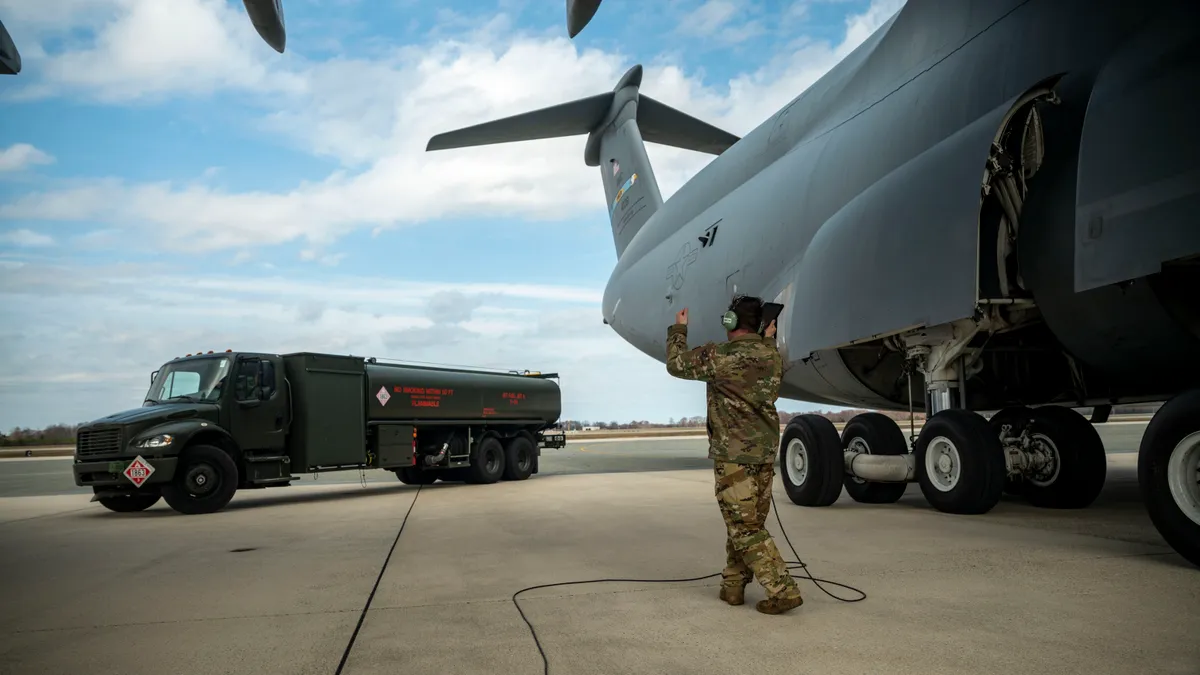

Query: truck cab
73;350;290;514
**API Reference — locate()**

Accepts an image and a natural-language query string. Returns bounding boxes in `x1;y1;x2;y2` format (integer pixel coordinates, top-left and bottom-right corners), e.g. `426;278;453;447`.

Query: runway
0;421;1196;675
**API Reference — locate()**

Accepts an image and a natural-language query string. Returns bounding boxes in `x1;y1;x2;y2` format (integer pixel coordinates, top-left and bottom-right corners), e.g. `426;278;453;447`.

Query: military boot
756;592;803;615
718;582;746;606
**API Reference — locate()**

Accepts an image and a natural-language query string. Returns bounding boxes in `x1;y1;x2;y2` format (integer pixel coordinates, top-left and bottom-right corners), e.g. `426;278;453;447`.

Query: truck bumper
73;456;178;490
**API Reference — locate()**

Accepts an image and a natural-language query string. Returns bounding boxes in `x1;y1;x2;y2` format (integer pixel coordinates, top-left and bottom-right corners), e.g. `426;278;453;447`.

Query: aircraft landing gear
1138;388;1200;568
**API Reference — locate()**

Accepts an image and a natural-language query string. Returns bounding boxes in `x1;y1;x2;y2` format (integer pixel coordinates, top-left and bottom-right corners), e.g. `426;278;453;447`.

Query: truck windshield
144;357;231;405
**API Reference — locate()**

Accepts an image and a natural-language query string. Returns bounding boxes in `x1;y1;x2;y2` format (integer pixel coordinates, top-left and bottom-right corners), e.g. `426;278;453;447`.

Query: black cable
339;481;867;675
333;483;424;675
510;491;867;675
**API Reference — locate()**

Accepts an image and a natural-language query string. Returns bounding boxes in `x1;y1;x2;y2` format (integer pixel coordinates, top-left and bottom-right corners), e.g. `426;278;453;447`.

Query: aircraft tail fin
426;64;740;258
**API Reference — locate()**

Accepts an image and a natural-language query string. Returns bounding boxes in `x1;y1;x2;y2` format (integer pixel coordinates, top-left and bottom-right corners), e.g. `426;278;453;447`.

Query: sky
0;0;907;432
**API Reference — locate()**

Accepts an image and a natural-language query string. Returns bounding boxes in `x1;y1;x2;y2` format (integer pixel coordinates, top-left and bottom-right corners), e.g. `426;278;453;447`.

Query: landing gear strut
777;318;1115;520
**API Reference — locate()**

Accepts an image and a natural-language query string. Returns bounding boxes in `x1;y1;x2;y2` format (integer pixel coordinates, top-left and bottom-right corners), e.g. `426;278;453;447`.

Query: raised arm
665;323;720;382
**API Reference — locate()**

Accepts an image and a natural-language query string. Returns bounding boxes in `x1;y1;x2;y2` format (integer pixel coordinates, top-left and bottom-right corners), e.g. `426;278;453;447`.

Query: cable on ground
333;483;424;675
337;485;866;675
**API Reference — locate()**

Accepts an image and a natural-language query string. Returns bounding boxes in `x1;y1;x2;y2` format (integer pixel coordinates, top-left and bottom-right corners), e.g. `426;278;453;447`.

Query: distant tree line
1;424;81;447
3;402;1163;445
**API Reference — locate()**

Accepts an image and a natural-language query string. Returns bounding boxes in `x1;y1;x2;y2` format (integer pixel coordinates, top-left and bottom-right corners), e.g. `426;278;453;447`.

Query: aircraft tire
841;412;909;504
988;406;1034;496
161;444;239;515
1138;389;1200;568
915;409;1006;515
1020;405;1107;509
778;414;844;507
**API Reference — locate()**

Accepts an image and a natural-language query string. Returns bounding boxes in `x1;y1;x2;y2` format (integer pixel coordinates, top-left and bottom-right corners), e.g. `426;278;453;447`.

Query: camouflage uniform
665;323;802;610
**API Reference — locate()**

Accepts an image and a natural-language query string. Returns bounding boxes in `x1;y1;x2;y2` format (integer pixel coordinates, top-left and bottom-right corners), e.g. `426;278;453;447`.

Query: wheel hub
925;436;961;493
1167;431;1200;527
1026;433;1061;487
184;464;218;495
786;439;808;486
847;437;869;484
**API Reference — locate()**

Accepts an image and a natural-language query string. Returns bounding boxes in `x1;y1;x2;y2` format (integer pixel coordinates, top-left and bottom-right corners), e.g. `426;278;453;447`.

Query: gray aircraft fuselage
579;0;1200;413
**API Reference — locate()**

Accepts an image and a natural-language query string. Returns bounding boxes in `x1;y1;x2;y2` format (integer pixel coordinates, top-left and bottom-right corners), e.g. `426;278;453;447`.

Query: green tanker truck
72;351;567;515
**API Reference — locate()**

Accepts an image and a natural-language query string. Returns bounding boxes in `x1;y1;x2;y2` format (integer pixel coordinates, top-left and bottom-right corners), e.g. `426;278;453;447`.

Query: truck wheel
161;444;239;515
97;493;161;513
502;435;535;481
466;436;505;484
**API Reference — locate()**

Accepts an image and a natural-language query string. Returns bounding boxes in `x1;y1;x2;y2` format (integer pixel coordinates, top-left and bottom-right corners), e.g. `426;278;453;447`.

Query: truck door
228;356;288;453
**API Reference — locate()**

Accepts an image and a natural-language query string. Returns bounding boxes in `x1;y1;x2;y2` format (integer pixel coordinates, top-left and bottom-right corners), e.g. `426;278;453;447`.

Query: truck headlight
135;434;174;448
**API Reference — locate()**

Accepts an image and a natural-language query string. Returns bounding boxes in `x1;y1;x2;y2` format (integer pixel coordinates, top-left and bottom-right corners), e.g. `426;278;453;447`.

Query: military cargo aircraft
2;0;1197;568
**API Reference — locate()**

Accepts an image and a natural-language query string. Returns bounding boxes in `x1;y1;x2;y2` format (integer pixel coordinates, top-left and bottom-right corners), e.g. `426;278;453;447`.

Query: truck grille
77;428;123;458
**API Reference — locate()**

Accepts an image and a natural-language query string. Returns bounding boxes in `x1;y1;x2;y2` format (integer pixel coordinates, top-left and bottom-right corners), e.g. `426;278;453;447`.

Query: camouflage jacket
665;324;782;464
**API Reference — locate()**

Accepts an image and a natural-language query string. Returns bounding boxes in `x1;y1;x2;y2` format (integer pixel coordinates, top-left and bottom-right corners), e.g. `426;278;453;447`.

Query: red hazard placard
123;456;155;487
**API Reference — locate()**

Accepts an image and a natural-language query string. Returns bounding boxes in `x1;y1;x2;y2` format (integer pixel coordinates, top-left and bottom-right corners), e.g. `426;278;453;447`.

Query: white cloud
1;0;306;103
0;229;54;247
0;143;54;172
0;0;907;255
0;260;712;429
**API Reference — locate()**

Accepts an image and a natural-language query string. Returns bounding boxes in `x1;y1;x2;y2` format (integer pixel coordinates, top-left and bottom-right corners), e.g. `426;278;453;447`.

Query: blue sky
0;0;904;431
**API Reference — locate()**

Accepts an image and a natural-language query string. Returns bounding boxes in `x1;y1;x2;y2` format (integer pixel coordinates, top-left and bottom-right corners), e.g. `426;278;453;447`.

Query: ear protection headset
721;295;757;331
721;309;739;331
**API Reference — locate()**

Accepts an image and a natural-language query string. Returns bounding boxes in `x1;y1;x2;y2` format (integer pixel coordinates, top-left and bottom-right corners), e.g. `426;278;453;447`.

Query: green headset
721;295;757;331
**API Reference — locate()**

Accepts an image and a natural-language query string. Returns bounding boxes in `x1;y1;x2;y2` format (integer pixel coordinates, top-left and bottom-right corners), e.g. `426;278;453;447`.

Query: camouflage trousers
713;460;801;600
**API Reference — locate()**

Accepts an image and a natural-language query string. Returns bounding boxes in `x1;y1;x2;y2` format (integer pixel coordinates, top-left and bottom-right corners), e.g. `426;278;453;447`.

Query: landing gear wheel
989;406;1033;496
915;409;1006;515
1020;405;1107;509
502;435;535;481
97;492;161;512
1138;389;1200;568
395;467;438;485
161;444;239;515
466;436;505;484
842;412;909;504
779;414;844;507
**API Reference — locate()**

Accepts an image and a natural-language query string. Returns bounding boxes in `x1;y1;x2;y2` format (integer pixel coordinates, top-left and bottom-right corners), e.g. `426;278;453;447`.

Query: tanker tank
365;361;562;425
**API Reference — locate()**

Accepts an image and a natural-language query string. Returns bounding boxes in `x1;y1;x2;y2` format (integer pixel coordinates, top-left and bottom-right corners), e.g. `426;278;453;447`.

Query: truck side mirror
258;359;277;400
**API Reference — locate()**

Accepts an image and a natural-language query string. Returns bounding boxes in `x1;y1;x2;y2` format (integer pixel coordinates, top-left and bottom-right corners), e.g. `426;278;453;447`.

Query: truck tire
98;493;161;513
466;436;505;484
161;444;240;515
502;435;535;481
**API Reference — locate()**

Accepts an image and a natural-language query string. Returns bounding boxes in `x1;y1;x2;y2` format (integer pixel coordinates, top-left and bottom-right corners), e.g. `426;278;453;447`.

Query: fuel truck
72;351;567;515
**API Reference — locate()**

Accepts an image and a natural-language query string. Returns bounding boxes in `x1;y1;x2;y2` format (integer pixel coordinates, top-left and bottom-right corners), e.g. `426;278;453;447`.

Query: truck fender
132;420;239;462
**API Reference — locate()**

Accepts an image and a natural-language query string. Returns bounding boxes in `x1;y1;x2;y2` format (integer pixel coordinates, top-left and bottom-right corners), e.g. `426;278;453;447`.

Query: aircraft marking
666;241;699;291
610;172;638;216
698;221;720;248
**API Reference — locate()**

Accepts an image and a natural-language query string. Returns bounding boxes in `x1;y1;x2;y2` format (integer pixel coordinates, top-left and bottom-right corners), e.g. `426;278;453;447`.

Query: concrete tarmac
0;422;1197;675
